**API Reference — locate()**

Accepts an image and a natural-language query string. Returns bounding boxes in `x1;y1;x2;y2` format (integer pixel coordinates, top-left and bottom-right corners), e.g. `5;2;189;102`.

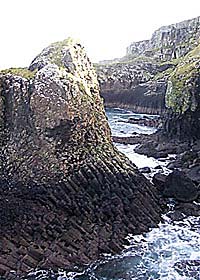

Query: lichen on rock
163;43;200;140
0;38;163;278
166;44;200;113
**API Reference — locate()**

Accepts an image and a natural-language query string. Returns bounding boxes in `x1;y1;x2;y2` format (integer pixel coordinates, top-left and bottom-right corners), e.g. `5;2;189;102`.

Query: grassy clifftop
0;67;37;79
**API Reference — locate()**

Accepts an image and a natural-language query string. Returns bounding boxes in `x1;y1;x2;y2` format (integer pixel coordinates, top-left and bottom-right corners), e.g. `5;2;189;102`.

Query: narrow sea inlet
23;108;200;280
1;9;200;280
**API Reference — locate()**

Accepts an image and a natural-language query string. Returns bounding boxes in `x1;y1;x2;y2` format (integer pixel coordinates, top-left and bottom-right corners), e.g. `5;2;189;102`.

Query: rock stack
0;38;163;278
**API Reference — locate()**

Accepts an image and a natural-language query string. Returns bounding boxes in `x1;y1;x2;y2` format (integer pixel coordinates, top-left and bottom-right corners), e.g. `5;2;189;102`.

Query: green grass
166;43;200;113
0;67;37;79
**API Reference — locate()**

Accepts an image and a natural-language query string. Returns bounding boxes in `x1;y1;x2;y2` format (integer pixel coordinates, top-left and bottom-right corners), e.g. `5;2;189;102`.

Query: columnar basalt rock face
0;39;163;278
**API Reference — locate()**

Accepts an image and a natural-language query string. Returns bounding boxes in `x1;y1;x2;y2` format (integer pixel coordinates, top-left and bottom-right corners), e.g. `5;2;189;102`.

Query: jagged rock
186;165;200;184
170;202;200;221
127;116;161;127
134;141;169;159
0;38;163;278
127;16;200;61
96;60;169;114
154;165;163;170
152;173;167;192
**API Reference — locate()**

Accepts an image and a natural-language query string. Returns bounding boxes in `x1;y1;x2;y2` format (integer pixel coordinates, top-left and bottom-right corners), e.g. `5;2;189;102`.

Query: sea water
106;107;158;137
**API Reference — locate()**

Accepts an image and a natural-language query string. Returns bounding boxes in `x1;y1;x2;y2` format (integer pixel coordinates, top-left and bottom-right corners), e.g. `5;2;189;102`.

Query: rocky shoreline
112;132;200;214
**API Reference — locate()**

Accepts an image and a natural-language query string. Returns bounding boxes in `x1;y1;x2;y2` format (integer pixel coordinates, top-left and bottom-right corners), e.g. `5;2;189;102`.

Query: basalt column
0;38;163;278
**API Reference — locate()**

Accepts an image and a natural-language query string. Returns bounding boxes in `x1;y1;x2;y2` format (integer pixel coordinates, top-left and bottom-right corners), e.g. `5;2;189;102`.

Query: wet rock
154;165;163;170
139;167;151;173
186;164;200;184
166;158;183;170
163;170;199;202
176;202;200;217
152;173;167;192
167;201;200;221
127;116;161;128
134;142;169;159
174;260;200;278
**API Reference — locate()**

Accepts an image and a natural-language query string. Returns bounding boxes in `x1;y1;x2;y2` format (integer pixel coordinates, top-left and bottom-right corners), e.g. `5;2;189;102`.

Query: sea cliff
96;16;200;115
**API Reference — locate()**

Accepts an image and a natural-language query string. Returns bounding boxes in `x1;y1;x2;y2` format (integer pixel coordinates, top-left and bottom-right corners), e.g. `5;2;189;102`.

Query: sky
0;0;200;69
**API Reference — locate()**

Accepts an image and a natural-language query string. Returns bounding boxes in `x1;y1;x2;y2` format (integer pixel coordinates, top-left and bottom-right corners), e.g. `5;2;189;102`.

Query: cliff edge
96;16;200;114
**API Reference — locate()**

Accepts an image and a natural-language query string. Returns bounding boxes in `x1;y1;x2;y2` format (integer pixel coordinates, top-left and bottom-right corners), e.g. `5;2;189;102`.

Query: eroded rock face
127;16;200;61
0;38;163;278
163;43;200;140
96;16;200;115
96;61;169;114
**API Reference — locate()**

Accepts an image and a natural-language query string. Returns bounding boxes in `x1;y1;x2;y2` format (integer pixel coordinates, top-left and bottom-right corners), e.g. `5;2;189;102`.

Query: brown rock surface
0;38;163;278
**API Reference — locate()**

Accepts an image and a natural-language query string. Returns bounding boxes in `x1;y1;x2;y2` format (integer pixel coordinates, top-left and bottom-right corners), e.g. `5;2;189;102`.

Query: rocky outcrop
96;16;200;114
127;16;200;61
153;170;199;202
96;59;172;114
163;43;200;140
0;38;163;278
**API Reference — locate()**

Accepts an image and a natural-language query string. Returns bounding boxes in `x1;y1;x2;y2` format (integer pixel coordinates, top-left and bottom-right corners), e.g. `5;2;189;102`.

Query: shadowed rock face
96;61;168;114
0;38;163;278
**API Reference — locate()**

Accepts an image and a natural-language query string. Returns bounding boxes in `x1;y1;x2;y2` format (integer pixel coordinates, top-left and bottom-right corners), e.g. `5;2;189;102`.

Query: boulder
0;38;163;278
134;142;169;159
163;170;199;202
152;173;167;192
139;167;151;173
186;164;200;184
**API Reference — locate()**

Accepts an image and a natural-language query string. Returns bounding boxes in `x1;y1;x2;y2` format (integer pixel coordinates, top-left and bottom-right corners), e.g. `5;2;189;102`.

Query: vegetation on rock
166;43;200;113
0;38;163;278
0;67;37;79
96;16;200;115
